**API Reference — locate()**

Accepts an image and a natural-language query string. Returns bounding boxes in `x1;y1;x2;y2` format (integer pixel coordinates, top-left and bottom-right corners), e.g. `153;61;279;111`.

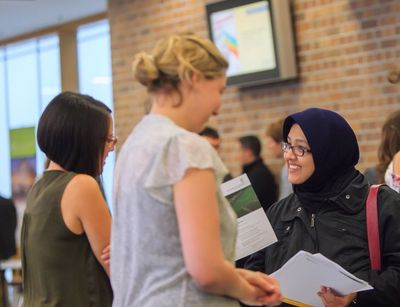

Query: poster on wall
10;127;36;248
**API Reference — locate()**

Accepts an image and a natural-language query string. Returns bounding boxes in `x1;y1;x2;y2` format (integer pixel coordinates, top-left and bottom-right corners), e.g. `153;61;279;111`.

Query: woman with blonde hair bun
111;33;281;307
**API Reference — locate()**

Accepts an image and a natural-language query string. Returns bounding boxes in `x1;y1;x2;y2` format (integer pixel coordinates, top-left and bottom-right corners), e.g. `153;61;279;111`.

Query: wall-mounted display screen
206;0;298;87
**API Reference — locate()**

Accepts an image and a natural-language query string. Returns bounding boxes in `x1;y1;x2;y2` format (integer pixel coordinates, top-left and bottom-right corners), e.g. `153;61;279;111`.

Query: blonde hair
132;33;228;94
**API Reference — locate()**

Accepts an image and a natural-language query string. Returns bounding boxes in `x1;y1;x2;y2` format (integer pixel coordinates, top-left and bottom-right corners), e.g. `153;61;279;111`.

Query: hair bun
132;52;159;86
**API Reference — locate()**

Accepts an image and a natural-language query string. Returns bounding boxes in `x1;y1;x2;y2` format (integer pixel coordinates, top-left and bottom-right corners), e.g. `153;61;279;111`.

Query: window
0;19;114;205
0;35;61;197
0;47;11;196
77;20;114;206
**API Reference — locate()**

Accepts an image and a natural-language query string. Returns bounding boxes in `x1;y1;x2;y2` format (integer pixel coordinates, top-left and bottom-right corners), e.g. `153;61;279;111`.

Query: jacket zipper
310;213;316;228
310;213;319;251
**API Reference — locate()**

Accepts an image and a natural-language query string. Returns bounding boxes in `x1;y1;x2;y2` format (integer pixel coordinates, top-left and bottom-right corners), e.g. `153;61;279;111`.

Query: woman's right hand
237;269;282;306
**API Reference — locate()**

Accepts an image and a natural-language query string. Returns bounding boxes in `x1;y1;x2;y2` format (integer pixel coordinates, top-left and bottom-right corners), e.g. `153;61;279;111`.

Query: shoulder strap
366;184;382;272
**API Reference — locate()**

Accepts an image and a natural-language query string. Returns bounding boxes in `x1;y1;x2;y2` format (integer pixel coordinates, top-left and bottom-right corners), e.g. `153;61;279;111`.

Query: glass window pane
3;34;61;183
39;34;61;111
6;39;39;128
37;34;61;173
0;48;11;197
77;20;114;207
78;20;113;108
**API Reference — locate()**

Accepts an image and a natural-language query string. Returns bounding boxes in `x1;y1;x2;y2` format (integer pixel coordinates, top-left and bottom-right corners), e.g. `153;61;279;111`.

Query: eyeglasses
106;135;118;147
281;141;311;157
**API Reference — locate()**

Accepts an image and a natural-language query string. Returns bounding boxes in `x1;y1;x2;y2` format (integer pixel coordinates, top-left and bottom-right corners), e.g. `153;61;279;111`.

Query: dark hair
377;110;400;183
239;135;261;157
37;91;112;178
266;118;285;143
199;126;220;139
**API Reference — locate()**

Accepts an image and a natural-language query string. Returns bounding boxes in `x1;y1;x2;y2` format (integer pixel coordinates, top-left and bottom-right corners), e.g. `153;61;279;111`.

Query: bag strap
366;184;382;272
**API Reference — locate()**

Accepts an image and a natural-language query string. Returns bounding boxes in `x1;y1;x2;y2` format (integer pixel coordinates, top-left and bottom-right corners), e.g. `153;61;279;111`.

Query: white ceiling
0;0;107;41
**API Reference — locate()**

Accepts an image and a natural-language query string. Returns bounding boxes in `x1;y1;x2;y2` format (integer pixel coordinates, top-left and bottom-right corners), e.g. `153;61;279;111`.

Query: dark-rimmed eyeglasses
281;141;311;157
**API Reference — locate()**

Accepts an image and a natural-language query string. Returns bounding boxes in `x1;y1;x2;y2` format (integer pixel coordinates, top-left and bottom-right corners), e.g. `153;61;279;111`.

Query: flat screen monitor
206;0;298;87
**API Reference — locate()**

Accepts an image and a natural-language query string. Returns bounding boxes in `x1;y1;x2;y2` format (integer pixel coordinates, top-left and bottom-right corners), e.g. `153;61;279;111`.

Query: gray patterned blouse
111;114;239;307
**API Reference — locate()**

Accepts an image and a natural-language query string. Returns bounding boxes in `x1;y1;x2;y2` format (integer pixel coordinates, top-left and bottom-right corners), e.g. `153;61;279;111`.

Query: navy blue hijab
283;108;360;206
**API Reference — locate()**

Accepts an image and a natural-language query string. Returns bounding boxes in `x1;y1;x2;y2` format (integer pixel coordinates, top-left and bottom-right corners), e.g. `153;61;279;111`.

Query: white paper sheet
221;174;277;260
271;250;373;307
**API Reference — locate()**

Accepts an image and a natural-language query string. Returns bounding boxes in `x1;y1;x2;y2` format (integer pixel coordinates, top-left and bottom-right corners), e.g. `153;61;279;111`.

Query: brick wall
109;0;400;177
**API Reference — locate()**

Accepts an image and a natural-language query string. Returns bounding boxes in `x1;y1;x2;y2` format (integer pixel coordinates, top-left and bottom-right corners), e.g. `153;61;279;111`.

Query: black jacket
242;158;278;212
0;196;17;259
246;175;400;306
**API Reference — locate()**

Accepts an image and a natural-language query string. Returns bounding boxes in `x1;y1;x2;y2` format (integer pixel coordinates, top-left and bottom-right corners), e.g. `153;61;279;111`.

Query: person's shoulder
258;162;276;183
379;184;400;197
0;195;13;206
377;184;400;214
63;174;106;215
261;160;274;172
130;114;186;145
252;159;274;176
364;166;377;177
364;166;378;185
172;129;215;153
66;174;100;195
267;193;298;220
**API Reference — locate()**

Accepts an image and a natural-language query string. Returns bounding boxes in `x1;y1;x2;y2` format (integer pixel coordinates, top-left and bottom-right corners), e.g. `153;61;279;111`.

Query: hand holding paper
236;269;282;306
221;174;277;260
271;251;372;307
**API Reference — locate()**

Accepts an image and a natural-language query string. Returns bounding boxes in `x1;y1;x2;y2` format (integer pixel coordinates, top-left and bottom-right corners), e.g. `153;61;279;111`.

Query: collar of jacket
281;174;369;222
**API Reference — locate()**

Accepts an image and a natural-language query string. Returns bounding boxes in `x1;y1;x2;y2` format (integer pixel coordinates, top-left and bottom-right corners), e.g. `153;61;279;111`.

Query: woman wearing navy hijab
246;108;400;306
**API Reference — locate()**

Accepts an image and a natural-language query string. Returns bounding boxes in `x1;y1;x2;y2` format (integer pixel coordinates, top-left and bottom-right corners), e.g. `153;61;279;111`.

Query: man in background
238;135;278;212
200;126;233;182
199;126;221;151
0;195;17;305
0;195;16;260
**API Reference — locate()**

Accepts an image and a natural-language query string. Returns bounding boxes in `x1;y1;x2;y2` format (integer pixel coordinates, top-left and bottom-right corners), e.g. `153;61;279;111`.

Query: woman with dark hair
377;110;400;192
246;108;400;306
21;92;115;307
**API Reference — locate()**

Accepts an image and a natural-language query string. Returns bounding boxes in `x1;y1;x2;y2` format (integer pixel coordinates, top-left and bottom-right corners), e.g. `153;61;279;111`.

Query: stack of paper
271;251;373;307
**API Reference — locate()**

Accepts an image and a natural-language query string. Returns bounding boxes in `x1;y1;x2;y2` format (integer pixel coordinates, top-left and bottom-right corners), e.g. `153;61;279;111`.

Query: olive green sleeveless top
21;170;113;307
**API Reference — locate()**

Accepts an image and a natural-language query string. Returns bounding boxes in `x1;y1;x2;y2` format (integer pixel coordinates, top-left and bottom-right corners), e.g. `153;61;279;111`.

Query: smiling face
285;124;315;184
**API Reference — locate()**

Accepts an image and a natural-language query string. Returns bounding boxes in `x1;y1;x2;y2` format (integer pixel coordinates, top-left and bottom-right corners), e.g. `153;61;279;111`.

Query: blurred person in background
265;118;293;200
200;126;233;182
377;110;400;192
239;135;278;213
0;195;17;306
199;126;221;151
0;195;17;260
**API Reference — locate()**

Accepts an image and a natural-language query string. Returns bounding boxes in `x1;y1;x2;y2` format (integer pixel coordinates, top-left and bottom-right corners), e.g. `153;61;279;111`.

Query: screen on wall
209;1;277;78
206;0;298;87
